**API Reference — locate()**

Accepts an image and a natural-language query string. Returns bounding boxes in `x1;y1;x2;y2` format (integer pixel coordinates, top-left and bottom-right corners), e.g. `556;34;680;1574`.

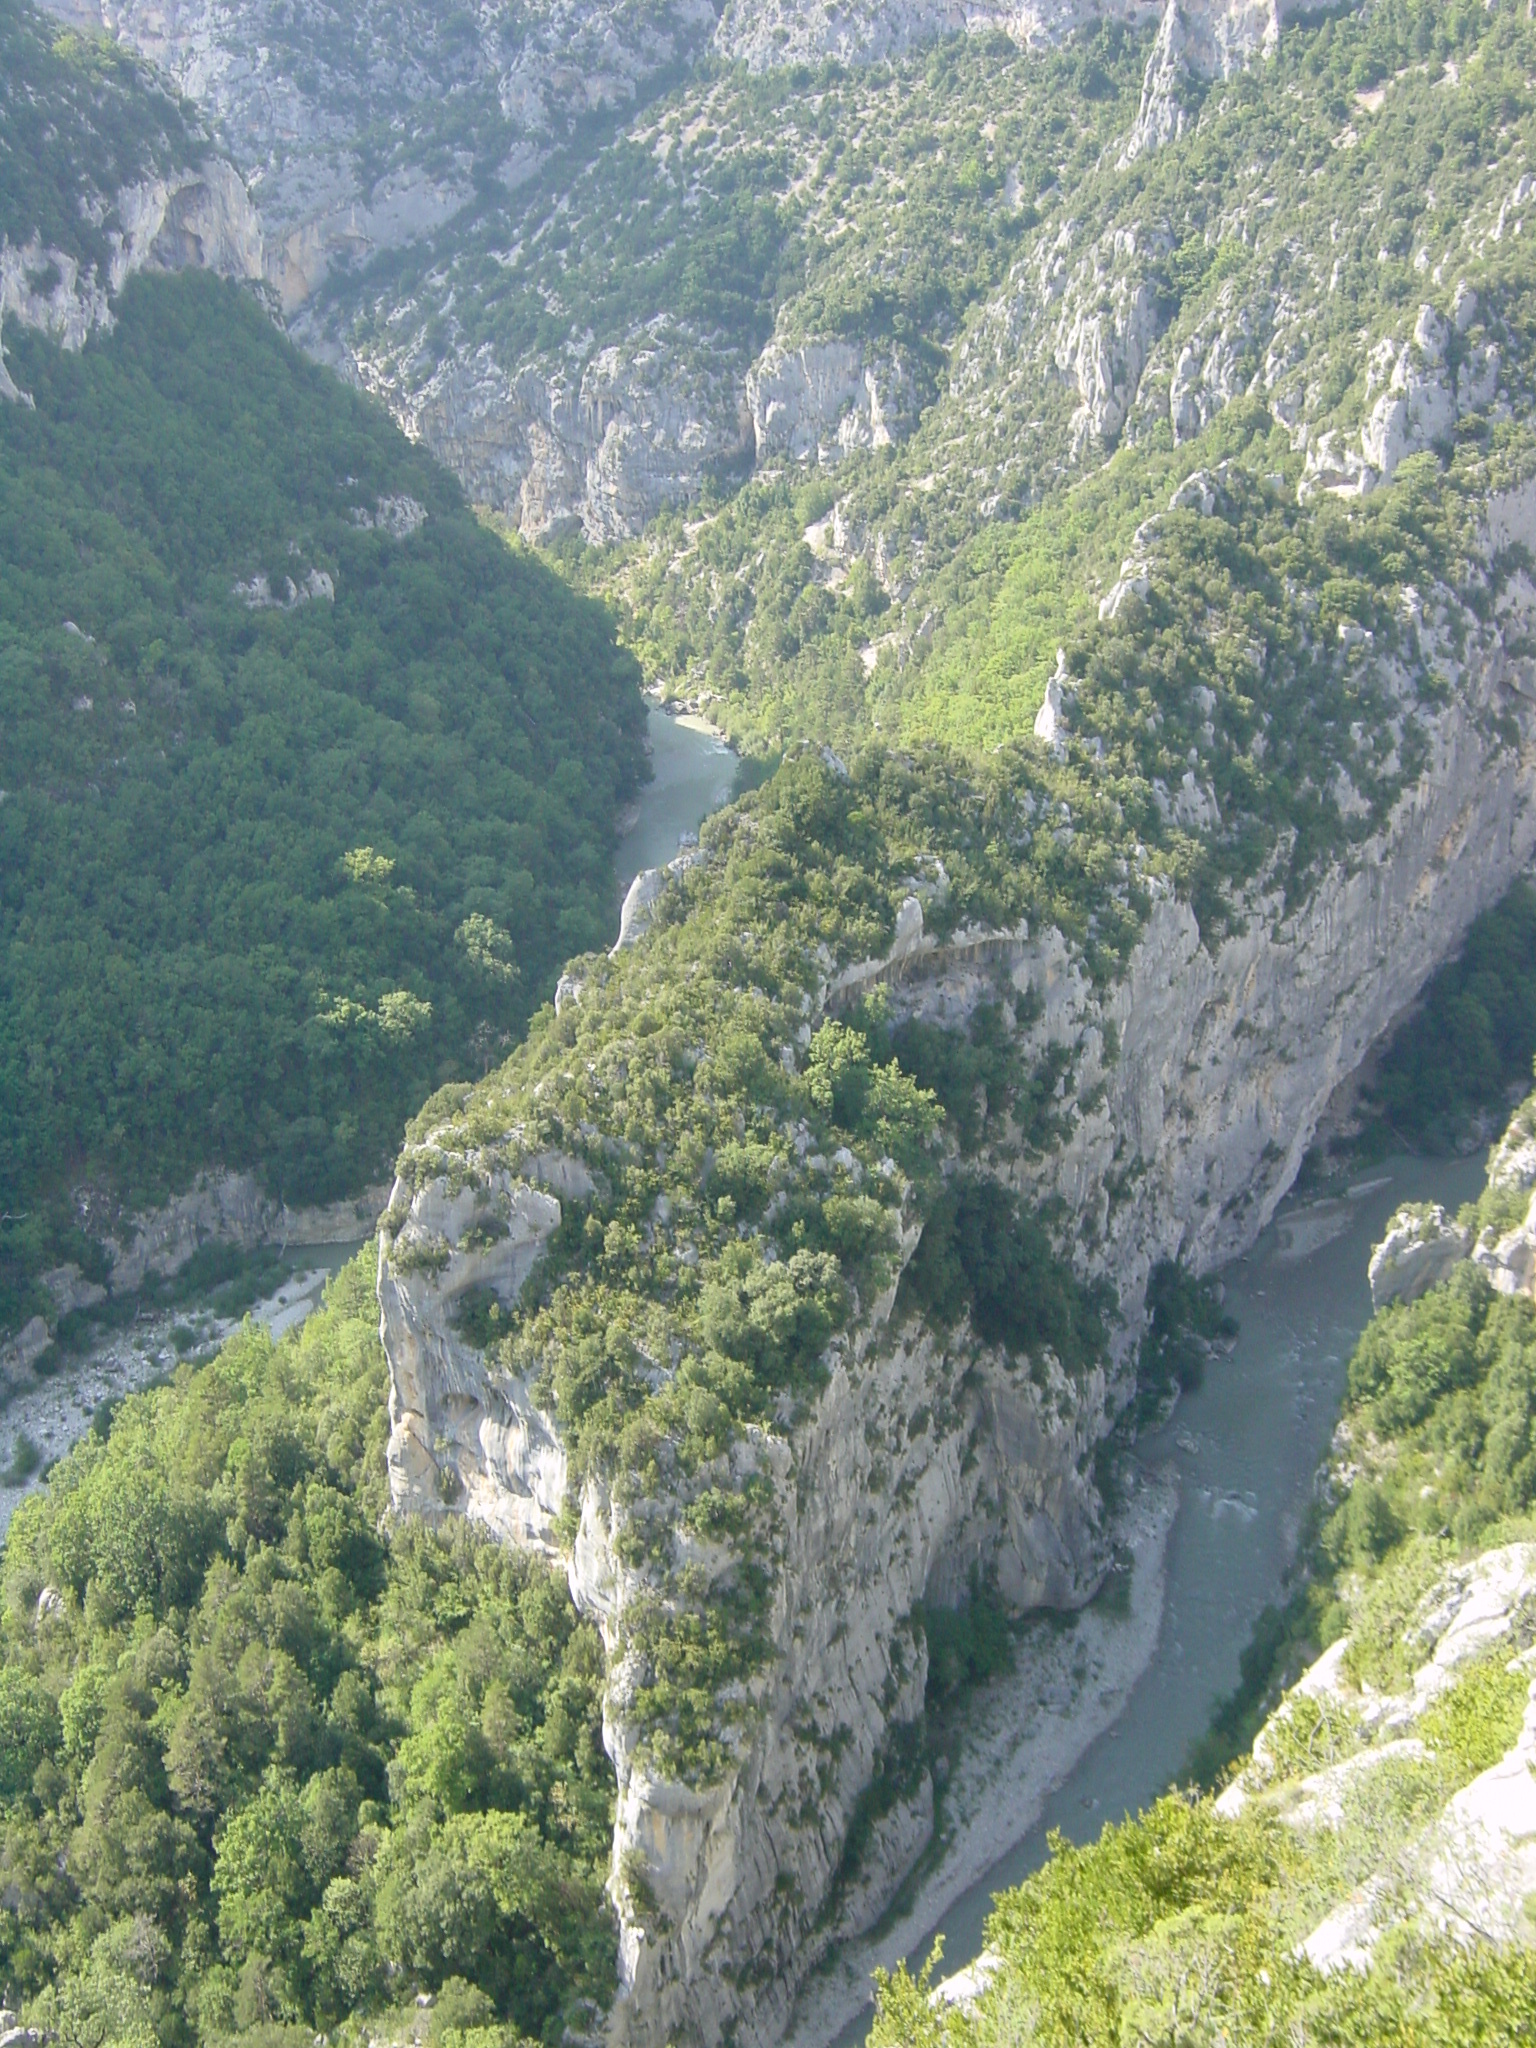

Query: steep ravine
805;1146;1489;2048
373;483;1536;2048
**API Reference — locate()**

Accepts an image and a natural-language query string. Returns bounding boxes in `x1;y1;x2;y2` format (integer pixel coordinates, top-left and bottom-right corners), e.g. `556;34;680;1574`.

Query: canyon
373;467;1536;2045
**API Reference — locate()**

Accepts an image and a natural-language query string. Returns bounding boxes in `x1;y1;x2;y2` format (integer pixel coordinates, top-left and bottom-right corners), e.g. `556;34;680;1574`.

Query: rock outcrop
35;0;716;312
1215;1543;1536;1967
353;330;750;541
713;0;1165;72
90;1171;388;1297
1301;299;1502;501
1368;1204;1473;1310
746;339;917;465
379;1174;1107;2048
0;158;263;402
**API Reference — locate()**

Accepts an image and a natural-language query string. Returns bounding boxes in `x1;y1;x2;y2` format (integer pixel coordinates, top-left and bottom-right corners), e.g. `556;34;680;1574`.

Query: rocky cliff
1;152;262;404
34;0;717;311
373;465;1536;2047
38;0;1331;538
350;326;752;541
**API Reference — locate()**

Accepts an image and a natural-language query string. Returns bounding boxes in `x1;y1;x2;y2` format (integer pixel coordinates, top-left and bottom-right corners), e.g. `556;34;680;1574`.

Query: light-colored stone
746;339;916;464
1473;1185;1536;1299
1367;1203;1471;1309
91;1170;387;1300
376;546;1536;2046
357;330;751;543
0;155;263;397
1034;652;1072;746
0;1319;50;1398
36;0;716;312
614;868;667;952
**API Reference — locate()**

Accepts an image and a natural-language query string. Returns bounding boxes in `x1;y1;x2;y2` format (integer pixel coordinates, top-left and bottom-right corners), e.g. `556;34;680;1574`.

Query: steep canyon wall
375;487;1536;2048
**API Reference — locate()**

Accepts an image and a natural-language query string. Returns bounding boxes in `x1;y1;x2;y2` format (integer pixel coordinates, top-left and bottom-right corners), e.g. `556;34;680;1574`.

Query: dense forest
0;1252;617;2048
0;273;647;1334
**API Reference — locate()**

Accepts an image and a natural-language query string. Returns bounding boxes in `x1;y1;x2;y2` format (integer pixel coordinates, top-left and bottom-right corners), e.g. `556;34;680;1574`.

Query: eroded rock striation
352;328;751;541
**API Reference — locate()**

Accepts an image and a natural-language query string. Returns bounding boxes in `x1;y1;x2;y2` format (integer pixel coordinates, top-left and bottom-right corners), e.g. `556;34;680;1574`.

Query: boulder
1367;1203;1470;1309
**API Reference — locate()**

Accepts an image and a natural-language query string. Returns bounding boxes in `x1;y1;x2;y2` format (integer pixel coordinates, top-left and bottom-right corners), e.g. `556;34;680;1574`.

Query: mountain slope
0;1249;620;2048
0;3;648;1341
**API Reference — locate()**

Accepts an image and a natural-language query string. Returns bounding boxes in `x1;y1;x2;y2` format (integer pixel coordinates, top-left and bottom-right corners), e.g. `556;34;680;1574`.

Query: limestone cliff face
713;0;1162;72
34;0;715;313
33;0;1341;534
746;340;918;466
373;481;1536;2048
343;326;930;541
0;156;262;402
381;1177;1107;2048
351;333;752;542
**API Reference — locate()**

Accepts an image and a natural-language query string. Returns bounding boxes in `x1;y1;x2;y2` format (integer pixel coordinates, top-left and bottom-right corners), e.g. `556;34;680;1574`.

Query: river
617;701;738;897
0;712;1492;2030
815;1146;1488;2045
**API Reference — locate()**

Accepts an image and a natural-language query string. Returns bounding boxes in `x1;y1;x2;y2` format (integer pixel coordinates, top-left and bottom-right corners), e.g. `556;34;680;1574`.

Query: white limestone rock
746;339;916;465
373;481;1536;2048
614;868;667;952
358;327;751;543
713;0;1299;80
1033;652;1073;747
81;1169;387;1301
1472;1187;1536;1299
1367;1202;1471;1309
1306;299;1501;500
1122;0;1322;164
37;0;716;311
1054;235;1164;451
1486;1094;1536;1194
0;1319;50;1400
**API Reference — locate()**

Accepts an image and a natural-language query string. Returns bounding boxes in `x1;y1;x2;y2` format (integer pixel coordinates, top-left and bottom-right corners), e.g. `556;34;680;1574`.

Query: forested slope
0;2;654;1338
0;1250;617;2048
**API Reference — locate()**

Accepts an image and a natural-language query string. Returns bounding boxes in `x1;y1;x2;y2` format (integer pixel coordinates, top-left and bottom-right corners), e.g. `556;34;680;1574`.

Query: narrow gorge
375;468;1536;2045
8;2;1536;2045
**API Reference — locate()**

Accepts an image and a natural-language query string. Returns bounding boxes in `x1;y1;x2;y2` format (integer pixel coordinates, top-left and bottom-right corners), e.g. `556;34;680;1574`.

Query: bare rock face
1302;301;1502;500
0;1320;52;1401
1052;225;1169;451
0;157;263;402
1473;1196;1536;1298
1218;1545;1536;1965
1368;1205;1472;1310
378;1159;592;1543
1123;0;1342;163
35;0;716;312
96;1171;389;1297
746;339;917;465
379;1166;1108;2048
355;330;750;541
713;0;1162;71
